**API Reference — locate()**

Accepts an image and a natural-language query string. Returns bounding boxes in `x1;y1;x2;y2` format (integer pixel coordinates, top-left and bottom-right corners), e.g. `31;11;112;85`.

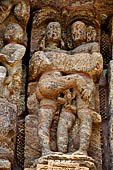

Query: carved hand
80;86;93;101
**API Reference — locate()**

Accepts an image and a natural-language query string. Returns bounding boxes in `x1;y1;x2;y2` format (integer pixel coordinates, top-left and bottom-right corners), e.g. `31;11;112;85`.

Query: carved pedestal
36;154;96;170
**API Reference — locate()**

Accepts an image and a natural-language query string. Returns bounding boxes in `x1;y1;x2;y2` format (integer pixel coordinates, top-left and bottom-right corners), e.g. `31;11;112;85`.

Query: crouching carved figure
29;21;103;157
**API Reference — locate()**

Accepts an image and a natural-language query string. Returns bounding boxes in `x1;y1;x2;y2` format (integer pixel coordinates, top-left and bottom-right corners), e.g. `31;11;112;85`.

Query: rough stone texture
108;60;113;169
25;114;102;169
0;159;11;170
24;154;96;170
0;98;17;166
0;0;30;169
3;0;113;170
29;0;113;15
24;115;41;168
25;18;102;170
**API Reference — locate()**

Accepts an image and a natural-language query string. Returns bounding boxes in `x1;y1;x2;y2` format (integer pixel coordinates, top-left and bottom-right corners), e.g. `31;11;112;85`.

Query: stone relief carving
29;19;103;167
0;23;26;103
0;0;30;169
1;0;113;169
57;21;102;156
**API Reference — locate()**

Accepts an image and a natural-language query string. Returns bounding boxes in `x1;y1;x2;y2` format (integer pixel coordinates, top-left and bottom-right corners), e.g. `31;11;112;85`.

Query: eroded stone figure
0;23;26;103
34;22;78;156
29;21;103;157
0;1;29;167
0;65;17;166
57;21;102;155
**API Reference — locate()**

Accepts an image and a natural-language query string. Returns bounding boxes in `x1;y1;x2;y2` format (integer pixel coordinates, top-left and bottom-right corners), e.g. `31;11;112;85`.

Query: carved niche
25;5;103;170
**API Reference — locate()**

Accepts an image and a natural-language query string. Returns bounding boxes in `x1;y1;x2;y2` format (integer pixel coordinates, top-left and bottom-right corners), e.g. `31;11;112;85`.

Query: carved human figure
57;21;102;155
36;22;77;156
29;21;103;156
0;23;26;102
0;1;29;168
31;22;89;156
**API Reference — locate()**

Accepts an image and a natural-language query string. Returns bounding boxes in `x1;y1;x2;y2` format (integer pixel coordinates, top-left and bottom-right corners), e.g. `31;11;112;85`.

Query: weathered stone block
24;115;41;168
36;154;96;170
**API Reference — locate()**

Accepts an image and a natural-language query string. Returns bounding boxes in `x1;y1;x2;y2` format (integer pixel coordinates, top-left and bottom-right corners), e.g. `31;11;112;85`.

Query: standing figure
57;21;102;155
35;22;83;156
29;21;103;157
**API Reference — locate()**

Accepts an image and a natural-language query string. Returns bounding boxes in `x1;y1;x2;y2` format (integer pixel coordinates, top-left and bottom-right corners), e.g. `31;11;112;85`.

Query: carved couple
29;21;103;157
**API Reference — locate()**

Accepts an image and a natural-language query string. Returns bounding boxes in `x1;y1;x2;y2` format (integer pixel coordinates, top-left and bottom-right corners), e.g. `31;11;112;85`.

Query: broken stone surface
0;98;17;165
32;154;96;170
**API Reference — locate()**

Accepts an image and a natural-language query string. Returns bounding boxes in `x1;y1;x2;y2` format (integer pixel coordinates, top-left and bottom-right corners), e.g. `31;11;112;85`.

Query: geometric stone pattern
0;159;11;170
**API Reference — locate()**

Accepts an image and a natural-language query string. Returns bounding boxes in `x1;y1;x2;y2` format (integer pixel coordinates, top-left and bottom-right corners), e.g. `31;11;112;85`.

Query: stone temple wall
0;0;113;170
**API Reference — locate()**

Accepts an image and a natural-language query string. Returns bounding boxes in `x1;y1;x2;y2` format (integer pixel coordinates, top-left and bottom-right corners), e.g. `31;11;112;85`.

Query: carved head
4;23;24;44
0;66;6;84
0;0;12;24
46;22;61;45
86;26;97;42
71;21;86;44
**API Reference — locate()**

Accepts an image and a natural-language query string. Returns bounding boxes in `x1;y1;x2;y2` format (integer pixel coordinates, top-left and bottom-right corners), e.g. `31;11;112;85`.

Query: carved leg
73;111;92;155
57;107;75;153
38;99;57;156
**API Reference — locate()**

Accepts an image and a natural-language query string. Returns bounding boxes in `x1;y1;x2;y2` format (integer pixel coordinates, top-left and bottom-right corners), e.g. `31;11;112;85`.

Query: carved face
0;66;6;83
0;0;12;24
86;26;97;42
46;22;61;44
71;21;86;44
4;23;24;43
